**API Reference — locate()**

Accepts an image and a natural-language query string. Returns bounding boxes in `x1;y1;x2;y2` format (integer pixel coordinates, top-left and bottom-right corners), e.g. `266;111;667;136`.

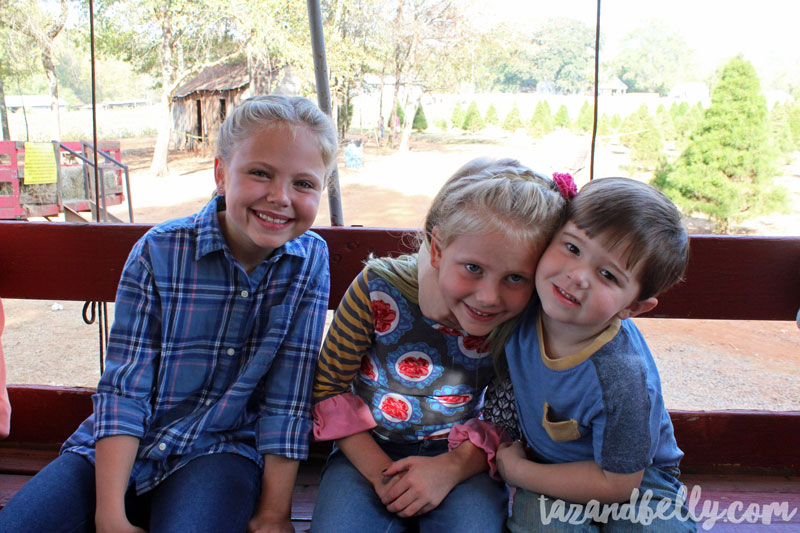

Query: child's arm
312;269;378;441
247;454;299;533
94;435;145;533
497;441;644;504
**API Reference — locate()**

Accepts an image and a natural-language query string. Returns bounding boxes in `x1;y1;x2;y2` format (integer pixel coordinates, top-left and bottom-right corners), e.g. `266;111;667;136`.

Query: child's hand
379;455;458;517
95;512;146;533
496;440;526;487
247;512;294;533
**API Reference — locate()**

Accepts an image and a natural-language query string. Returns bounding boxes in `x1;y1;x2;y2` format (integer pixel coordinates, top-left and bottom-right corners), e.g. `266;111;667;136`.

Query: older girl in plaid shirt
0;96;336;533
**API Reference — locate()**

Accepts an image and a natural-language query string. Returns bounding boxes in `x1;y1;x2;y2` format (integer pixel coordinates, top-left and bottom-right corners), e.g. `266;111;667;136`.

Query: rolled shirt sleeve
93;240;160;441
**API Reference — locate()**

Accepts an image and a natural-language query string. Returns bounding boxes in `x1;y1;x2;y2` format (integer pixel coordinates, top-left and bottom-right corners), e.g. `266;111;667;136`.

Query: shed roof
173;62;249;98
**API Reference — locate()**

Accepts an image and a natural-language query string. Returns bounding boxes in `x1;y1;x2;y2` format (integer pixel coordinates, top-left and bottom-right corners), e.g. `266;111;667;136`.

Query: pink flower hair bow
553;172;577;200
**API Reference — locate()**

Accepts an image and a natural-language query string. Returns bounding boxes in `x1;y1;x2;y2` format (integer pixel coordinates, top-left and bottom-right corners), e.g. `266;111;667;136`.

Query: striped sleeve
313;268;375;401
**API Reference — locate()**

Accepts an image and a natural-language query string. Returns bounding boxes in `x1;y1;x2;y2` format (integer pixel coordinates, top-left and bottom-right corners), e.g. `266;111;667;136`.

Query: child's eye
250;169;269;179
565;242;580;255
464;263;482;274
506;274;525;283
599;269;618;283
295;180;315;189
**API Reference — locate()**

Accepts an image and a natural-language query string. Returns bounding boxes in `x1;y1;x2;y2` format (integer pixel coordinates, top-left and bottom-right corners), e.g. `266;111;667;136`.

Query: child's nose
567;267;589;288
265;181;290;206
475;281;501;307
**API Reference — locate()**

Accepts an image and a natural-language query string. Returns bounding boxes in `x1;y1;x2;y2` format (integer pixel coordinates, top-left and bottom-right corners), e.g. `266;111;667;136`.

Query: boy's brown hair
567;177;689;300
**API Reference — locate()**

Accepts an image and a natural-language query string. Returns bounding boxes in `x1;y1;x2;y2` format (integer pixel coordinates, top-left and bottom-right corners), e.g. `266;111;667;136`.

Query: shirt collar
194;195;310;263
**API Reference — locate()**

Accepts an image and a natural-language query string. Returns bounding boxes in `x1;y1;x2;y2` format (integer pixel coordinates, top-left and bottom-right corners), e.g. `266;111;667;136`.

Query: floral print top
313;267;496;442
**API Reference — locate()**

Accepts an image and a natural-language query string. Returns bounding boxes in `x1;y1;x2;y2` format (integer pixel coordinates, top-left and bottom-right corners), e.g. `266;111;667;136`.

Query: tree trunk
42;44;61;140
149;89;171;177
149;11;175;178
398;90;421;153
0;76;10;141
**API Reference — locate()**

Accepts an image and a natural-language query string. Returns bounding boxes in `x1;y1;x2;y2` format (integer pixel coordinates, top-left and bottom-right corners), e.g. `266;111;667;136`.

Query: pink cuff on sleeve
312;393;377;441
448;419;511;480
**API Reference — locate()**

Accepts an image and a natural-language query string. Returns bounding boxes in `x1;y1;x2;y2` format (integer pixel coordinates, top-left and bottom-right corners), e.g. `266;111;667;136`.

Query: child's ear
429;226;443;270
213;157;226;194
617;297;658;320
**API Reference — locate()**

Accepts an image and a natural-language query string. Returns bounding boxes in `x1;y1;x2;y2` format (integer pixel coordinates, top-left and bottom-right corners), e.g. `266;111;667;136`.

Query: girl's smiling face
215;122;325;272
430;228;541;337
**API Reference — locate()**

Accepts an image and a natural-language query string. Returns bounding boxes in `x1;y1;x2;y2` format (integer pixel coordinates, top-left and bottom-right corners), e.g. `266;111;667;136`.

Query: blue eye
507;274;524;283
296;180;313;189
465;263;481;274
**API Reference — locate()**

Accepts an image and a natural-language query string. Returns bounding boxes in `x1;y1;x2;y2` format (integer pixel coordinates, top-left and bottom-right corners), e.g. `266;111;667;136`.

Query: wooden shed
171;62;251;151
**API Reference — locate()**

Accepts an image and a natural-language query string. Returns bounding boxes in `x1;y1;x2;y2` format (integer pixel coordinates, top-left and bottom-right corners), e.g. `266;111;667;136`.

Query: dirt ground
3;131;799;411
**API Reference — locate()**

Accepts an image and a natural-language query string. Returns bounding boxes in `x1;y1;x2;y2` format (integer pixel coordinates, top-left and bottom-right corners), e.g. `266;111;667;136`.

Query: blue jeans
311;437;508;533
507;466;697;532
0;451;262;532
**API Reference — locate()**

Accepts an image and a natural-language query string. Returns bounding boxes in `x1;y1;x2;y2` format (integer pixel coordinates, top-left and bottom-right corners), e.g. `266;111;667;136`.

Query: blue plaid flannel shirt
62;195;330;493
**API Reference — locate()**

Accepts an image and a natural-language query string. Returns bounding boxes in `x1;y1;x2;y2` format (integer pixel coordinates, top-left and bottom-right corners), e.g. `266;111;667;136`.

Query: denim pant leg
418;468;508;533
311;447;409;533
509;487;599;533
0;452;97;533
147;452;262;533
601;467;697;533
508;467;697;533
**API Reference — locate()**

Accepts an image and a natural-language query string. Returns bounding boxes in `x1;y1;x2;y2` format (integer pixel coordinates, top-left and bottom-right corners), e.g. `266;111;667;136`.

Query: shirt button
205;399;212;406
240;290;249;298
227;348;235;356
158;443;166;451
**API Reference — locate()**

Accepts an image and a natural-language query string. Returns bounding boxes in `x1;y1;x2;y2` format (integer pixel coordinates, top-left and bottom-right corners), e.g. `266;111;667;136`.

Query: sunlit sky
478;0;800;75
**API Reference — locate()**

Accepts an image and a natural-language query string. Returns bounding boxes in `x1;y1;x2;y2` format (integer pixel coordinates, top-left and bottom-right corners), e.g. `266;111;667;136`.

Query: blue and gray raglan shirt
505;305;683;474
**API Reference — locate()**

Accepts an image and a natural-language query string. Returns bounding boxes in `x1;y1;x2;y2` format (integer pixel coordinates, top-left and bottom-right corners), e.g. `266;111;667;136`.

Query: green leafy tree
670;101;698;143
769;103;794;156
395;103;406;127
484;103;499;126
652;57;787;232
788;103;800;146
655;104;676;142
487;18;595;94
412;103;428;131
596;113;611;137
2;0;69;139
611;19;697;95
554;104;570;128
502;103;523;131
609;113;622;132
451;102;465;130
575;101;593;132
528;100;553;138
623;104;663;167
462;101;485;131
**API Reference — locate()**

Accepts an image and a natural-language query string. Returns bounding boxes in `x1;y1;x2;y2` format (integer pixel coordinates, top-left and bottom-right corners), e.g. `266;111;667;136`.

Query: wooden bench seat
0;221;798;528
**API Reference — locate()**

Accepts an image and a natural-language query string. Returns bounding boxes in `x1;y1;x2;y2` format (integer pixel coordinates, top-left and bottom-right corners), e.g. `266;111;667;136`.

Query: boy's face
535;222;656;332
214;122;324;272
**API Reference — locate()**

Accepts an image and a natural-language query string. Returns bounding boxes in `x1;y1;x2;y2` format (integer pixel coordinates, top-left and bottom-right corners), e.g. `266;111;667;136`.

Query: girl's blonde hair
216;95;338;180
368;157;567;363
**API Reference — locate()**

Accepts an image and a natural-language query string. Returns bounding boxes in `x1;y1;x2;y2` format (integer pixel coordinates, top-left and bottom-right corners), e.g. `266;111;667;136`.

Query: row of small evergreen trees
402;58;797;232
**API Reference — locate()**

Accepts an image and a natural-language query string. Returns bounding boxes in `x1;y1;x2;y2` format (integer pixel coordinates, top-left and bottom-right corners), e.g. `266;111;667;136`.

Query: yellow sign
23;142;58;185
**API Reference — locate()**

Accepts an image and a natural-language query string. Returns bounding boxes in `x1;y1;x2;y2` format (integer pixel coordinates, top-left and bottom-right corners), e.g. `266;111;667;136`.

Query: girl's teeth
257;213;287;224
